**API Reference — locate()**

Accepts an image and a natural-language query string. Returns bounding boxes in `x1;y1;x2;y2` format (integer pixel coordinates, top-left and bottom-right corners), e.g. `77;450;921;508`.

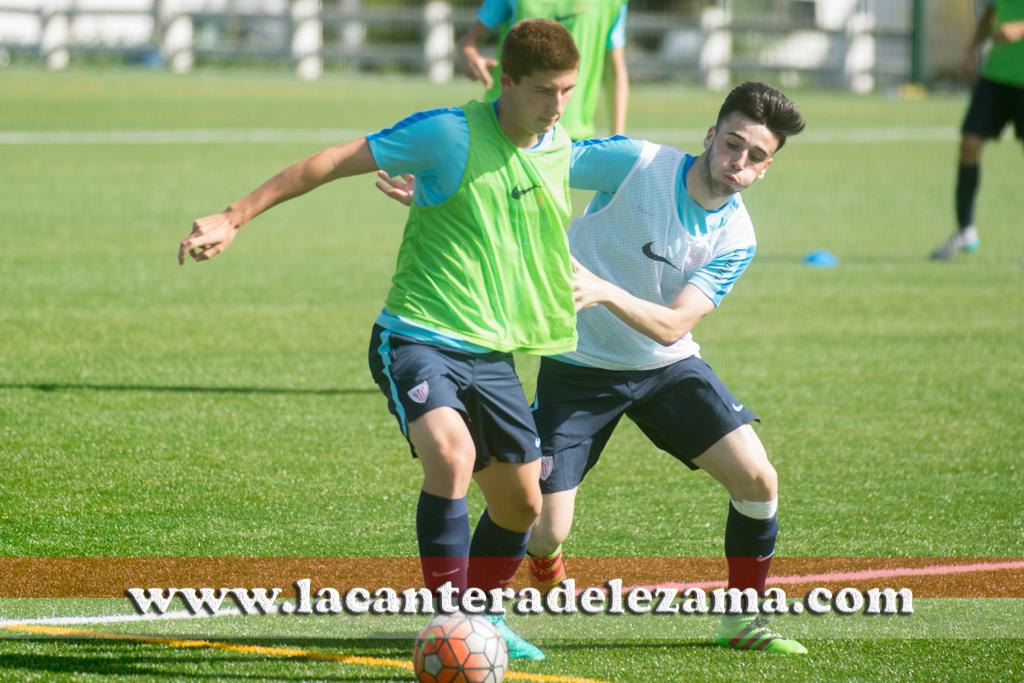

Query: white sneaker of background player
930;225;979;260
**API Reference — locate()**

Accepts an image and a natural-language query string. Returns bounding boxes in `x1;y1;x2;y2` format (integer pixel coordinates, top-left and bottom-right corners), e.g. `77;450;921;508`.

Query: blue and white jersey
563;140;757;370
477;0;628;50
570;136;754;306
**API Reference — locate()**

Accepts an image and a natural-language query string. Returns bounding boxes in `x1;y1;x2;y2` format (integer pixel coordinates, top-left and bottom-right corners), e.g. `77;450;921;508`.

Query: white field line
0;127;959;146
0;607;241;628
635;127;959;143
1;559;1020;629
0;129;363;145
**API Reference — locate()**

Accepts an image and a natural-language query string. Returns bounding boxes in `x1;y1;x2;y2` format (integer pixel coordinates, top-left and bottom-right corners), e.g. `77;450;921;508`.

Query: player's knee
734;461;777;501
420;443;476;496
495;494;542;532
753;462;778;500
959;136;984;165
521;492;544;526
437;448;477;483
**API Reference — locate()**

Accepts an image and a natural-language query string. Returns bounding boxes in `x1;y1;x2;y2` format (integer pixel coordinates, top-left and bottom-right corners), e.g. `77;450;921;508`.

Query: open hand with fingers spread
374;170;415;207
178;210;242;265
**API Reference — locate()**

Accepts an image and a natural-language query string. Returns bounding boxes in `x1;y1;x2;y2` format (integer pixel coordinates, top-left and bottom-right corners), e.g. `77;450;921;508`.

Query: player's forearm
972;6;996;48
607;48;629;135
458;21;493;70
600;285;702;347
459;20;490;51
227;138;377;226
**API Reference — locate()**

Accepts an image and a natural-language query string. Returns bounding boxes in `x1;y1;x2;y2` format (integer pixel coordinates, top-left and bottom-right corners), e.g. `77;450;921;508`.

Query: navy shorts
367;325;542;471
532;356;759;493
962;77;1024;140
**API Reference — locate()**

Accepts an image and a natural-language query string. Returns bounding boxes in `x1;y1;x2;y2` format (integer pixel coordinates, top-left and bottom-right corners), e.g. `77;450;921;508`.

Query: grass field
1;68;1022;682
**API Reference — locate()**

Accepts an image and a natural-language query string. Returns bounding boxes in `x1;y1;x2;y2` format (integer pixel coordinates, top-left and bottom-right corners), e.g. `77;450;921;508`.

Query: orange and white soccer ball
412;612;508;683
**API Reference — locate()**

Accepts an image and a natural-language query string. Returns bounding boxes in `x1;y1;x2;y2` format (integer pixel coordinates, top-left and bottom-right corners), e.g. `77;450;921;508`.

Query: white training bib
564;141;755;371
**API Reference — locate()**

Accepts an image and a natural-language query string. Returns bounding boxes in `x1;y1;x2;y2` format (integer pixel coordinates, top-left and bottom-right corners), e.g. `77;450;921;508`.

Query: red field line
1;557;1021;598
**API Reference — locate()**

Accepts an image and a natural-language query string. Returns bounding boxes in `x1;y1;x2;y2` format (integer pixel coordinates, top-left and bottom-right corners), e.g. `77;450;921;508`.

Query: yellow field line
1;624;611;683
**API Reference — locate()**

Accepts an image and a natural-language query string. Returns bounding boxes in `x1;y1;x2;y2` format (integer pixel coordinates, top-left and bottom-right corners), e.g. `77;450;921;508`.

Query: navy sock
955;164;980;230
416;491;469;593
724;501;778;595
468;509;530;594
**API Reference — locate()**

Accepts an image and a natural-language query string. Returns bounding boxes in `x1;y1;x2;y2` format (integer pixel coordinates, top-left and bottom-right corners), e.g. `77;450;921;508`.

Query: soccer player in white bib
531;81;807;654
377;81;807;654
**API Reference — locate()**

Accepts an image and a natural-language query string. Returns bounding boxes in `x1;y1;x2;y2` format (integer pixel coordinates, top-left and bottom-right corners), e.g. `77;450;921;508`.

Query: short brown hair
501;19;579;83
717;82;806;151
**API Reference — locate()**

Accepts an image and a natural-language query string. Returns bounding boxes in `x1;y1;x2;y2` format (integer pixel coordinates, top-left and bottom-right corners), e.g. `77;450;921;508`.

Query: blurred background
0;0;983;93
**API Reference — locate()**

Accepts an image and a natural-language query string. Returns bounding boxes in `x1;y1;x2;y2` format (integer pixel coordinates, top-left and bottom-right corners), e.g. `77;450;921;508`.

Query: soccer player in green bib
931;0;1024;259
459;0;629;139
178;19;580;660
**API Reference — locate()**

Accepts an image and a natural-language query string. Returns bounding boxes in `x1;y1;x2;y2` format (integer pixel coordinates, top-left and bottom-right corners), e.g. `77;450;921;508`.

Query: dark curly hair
717;82;806;151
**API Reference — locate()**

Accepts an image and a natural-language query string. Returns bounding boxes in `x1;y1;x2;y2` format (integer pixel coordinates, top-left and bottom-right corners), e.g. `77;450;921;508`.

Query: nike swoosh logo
732;403;744;412
756;553;774;563
511;184;541;200
553;12;580;22
430;568;461;578
641;241;681;270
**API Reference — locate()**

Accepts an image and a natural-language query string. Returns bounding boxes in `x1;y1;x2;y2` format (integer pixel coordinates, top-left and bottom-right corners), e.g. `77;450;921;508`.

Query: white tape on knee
730;498;778;520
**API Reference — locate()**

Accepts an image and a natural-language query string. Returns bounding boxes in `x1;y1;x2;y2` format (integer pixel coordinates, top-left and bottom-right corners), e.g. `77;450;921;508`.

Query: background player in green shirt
178;19;580;660
931;0;1024;260
459;0;629;139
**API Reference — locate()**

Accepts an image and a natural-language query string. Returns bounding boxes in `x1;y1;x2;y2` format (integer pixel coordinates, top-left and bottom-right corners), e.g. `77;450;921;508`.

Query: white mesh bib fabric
563;141;754;370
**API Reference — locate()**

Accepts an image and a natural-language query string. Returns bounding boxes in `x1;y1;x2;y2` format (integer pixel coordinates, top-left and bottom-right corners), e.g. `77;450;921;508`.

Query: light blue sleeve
366;108;469;207
607;5;627;50
689;246;756;307
477;0;514;30
569;136;644;193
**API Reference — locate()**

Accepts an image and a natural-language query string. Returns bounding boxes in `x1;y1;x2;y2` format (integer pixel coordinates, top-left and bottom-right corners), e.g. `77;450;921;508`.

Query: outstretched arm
179;138;377;264
572;257;714;346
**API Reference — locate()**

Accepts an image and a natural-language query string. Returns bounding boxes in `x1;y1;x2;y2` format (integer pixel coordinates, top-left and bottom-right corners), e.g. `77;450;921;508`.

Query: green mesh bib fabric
383;100;577;355
982;0;1024;86
484;0;626;139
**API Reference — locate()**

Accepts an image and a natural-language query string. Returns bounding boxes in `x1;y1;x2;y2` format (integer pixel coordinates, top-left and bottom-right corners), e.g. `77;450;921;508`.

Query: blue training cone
802;249;838;268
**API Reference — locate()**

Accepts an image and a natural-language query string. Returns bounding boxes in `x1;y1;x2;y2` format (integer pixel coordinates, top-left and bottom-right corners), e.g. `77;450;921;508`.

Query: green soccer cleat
487;614;545;660
715;614;807;654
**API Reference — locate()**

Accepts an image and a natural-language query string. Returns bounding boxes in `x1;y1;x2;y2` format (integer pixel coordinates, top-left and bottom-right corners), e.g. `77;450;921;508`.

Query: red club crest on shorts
407;380;430;404
539;455;553;481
